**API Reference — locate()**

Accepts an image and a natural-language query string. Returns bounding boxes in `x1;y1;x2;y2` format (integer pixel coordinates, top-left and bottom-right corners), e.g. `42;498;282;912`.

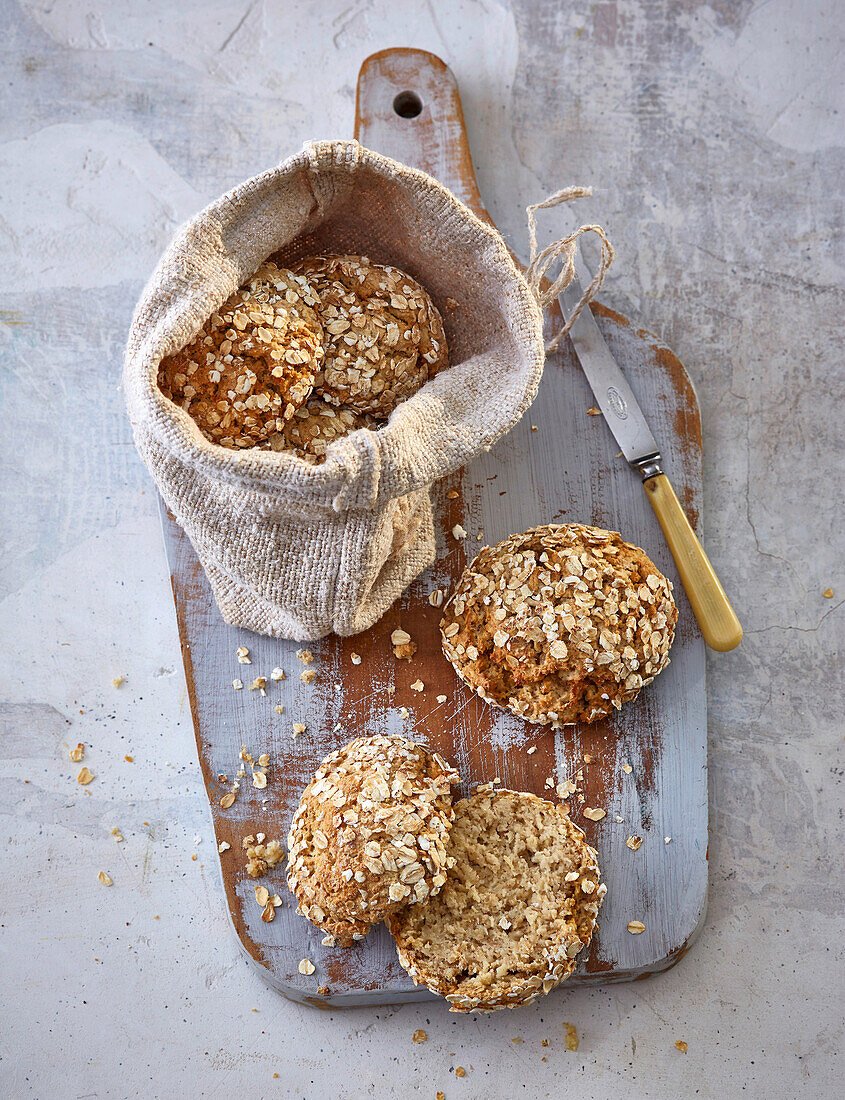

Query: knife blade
557;259;743;651
558;253;662;478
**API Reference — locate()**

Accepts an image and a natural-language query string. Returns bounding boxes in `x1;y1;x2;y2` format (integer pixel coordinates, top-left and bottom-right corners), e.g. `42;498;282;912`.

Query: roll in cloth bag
124;140;610;639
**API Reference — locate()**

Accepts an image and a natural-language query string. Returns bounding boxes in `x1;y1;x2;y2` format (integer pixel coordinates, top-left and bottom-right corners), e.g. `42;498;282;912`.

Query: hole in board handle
393;90;423;119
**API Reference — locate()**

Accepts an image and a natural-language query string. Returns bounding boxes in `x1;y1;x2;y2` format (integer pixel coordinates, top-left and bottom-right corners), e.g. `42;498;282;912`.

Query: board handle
644;474;742;651
355;48;489;220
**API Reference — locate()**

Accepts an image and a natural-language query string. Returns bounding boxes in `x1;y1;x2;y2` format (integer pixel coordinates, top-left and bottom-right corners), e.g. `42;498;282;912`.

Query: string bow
524;186;614;355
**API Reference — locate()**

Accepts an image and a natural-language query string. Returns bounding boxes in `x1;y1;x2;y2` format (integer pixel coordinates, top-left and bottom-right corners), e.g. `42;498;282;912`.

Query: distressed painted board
159;48;707;1007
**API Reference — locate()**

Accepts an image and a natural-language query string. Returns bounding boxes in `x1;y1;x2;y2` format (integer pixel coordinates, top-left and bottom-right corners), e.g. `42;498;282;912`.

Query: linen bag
124;140;565;638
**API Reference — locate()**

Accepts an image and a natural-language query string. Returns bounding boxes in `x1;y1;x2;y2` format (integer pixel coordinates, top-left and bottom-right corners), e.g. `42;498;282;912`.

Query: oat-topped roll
158;262;323;449
440;523;678;727
388;786;605;1012
287;735;459;946
292;255;449;416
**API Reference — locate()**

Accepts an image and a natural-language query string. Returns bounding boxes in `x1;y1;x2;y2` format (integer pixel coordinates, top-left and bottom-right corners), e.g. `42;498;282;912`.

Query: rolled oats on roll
440;523;678;727
287;735;458;946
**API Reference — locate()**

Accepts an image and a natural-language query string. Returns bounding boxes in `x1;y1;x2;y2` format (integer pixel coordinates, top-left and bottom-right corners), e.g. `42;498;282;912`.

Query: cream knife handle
644;474;742;651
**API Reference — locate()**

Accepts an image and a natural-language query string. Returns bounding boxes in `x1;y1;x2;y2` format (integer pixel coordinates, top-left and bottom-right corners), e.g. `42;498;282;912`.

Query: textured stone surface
1;1;842;1096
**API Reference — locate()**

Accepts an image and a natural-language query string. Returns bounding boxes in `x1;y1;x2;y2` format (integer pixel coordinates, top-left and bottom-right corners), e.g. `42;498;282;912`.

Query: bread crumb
298;958;315;975
675;1040;688;1052
69;743;84;762
452;524;467;540
626;835;643;850
236;646;251;664
218;841;231;852
587;406;601;415
300;669;316;684
97;871;113;886
112;676;124;689
77;767;94;785
270;667;285;681
412;1029;427;1043
351;652;362;664
822;588;834;598
563;1022;579;1050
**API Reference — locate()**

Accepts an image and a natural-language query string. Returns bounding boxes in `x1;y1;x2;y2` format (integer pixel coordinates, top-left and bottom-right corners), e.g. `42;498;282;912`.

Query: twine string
525;186;615;355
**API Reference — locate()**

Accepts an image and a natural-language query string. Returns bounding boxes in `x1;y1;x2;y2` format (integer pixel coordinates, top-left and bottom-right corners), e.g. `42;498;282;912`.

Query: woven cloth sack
124;139;548;639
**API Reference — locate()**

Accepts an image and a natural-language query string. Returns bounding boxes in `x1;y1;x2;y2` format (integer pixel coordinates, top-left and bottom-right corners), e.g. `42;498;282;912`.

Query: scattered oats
455;1066;466;1077
258;754;270;767
622;762;633;774
247;677;266;694
69;743;85;762
270;667;285;681
563;1023;579;1051
556;780;577;798
255;884;270;906
220;791;237;809
300;669;316;684
236;646;251;664
476;531;484;540
193;835;203;846
322;934;336;947
445;297;459;310
615;815;624;823
76;767;94;785
232;679;244;690
391;628;412;646
292;723;306;738
350;652;362;664
583;753;592;763
436;694;447;703
626;835;643;850
428;588;444;607
218;841;231;852
274;705;284;714
675;1040;688;1053
298;958;316;975
252;771;267;789
527;746;537;755
582;807;606;821
296;648;314;664
112;677;124;689
446;489;459;499
822;588;834;598
627;920;646;934
399;707;410;718
261;902;275;922
564;871;579;882
270;895;282;907
452;524;467;540
587;406;601;415
665;836;672;844
412;1029;427;1043
410;679;424;692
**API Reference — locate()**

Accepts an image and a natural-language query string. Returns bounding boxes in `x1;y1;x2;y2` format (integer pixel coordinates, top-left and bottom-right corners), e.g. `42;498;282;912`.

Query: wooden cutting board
159;48;707;1007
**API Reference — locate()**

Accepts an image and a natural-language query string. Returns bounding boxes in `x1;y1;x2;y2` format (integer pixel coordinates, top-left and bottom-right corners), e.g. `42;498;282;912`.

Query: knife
558;257;742;651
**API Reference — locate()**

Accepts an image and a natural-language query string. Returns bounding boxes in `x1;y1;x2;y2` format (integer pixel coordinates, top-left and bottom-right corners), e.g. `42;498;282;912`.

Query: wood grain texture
159;47;707;1006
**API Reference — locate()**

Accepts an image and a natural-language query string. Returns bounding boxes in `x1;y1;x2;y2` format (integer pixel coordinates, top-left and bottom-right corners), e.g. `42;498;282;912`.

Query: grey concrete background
1;1;842;1097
